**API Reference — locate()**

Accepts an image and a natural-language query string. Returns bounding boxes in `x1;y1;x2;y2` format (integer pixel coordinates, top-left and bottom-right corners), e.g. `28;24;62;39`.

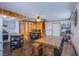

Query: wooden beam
0;8;26;19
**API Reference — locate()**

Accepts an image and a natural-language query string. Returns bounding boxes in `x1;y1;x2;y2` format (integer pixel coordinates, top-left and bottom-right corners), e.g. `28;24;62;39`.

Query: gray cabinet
0;15;3;56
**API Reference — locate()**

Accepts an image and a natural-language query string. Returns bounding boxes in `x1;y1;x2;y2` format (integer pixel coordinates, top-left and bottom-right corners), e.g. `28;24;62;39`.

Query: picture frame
75;9;77;27
71;9;77;27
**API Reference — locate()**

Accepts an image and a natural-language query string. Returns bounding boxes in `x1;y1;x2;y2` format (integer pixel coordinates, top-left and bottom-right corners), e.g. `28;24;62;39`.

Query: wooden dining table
34;36;62;48
33;36;63;56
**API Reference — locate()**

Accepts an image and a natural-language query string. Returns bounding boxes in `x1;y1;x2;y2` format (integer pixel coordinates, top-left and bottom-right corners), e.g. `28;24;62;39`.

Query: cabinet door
0;15;3;56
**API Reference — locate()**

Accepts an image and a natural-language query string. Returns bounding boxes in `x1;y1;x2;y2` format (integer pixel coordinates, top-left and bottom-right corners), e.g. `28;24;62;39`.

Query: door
45;22;61;36
52;23;61;36
45;22;53;36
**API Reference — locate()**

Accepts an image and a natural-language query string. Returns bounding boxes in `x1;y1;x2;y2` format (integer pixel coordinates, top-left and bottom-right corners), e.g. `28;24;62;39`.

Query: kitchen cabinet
0;15;3;56
0;14;21;55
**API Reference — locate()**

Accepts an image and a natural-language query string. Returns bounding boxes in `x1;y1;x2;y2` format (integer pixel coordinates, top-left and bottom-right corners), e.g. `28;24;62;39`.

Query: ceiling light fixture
36;16;41;22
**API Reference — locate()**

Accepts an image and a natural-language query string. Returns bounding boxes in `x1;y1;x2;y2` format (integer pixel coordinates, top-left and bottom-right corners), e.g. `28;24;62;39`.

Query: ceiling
0;2;76;20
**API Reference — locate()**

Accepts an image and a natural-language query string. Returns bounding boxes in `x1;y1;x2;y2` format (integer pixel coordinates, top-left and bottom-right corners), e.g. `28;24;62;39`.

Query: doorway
45;22;61;37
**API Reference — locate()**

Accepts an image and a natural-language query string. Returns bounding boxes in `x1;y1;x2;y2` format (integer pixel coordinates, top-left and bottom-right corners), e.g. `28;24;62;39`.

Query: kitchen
0;2;78;56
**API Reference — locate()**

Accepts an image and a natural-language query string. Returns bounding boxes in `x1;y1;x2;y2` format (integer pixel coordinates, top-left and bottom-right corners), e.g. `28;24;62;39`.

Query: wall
23;21;45;39
71;3;79;55
45;20;70;37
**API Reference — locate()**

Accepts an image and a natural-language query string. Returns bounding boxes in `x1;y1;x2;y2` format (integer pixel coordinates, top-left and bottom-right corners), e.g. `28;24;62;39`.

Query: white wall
45;20;70;37
71;3;79;55
0;15;3;56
